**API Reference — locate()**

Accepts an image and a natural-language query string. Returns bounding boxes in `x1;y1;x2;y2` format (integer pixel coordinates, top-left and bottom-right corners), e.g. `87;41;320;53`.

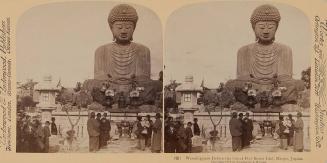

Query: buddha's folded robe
94;42;151;82
237;42;292;84
226;42;305;98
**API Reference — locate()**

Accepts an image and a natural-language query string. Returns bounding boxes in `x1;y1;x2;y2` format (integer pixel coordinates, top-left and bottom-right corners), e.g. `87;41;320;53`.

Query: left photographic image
16;2;163;153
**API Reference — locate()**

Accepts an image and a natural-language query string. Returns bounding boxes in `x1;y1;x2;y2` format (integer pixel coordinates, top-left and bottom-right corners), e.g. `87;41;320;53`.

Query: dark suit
43;126;51;153
99;118;111;148
164;123;177;153
50;122;58;135
176;126;187;153
185;127;193;153
229;118;243;151
87;118;100;152
242;118;253;147
193;123;200;136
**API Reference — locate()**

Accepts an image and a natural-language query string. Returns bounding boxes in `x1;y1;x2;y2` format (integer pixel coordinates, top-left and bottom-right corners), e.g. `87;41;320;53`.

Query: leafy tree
301;67;311;89
56;87;73;105
201;82;235;151
164;80;181;111
18;96;37;109
164;90;178;111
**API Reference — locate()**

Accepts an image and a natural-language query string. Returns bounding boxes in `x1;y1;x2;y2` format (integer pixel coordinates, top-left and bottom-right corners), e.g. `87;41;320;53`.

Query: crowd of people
229;111;304;152
164;111;303;153
134;113;162;152
87;112;162;153
164;117;201;153
17;110;304;153
229;112;254;152
164;114;257;153
277;112;304;152
87;112;111;152
17;114;58;153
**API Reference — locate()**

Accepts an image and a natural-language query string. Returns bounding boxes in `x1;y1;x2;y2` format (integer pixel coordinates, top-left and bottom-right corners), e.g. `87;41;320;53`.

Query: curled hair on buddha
250;4;281;27
251;4;280;42
108;4;138;29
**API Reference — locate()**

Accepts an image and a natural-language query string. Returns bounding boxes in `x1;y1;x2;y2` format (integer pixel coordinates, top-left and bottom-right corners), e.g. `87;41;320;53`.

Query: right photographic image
164;2;311;153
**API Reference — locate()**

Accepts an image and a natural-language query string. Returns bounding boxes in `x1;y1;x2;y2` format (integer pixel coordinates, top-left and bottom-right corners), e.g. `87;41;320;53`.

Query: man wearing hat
164;116;177;153
87;112;100;152
229;112;243;151
151;113;162;152
293;112;304;152
145;114;153;147
43;121;51;153
50;117;58;135
193;118;201;136
99;113;111;148
185;122;194;153
242;112;253;148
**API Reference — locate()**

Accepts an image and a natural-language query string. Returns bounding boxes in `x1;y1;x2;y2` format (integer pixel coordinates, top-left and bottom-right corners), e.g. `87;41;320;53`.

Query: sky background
164;2;311;88
17;2;163;87
16;1;311;89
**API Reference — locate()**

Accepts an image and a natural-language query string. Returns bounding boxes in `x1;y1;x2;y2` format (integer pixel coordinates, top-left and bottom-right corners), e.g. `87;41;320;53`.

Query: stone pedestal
182;108;197;124
40;108;55;123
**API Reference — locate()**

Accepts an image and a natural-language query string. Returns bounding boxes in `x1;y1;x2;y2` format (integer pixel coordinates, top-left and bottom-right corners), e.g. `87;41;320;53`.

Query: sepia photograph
1;0;327;163
164;2;311;153
16;2;163;153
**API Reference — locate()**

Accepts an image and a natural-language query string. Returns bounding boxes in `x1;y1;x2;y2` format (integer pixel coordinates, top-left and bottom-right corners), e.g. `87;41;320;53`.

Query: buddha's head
250;4;281;44
108;4;138;44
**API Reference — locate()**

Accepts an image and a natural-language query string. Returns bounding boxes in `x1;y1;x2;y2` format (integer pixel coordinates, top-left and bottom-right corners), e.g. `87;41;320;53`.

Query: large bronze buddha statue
94;4;150;84
226;4;304;105
92;4;155;94
84;4;162;107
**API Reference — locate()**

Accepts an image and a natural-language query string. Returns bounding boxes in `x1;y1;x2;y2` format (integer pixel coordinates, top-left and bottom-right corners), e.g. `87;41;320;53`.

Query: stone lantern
35;76;60;123
176;75;203;124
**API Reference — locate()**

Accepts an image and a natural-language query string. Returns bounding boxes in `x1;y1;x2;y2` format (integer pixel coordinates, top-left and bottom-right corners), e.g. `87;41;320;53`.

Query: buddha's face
254;21;277;44
111;21;135;44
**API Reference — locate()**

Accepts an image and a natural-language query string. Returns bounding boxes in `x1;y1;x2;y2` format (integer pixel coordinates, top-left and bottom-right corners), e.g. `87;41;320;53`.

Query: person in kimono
294;112;304;152
136;116;147;151
287;114;295;146
145;114;153;147
43;121;51;153
151;113;162;153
